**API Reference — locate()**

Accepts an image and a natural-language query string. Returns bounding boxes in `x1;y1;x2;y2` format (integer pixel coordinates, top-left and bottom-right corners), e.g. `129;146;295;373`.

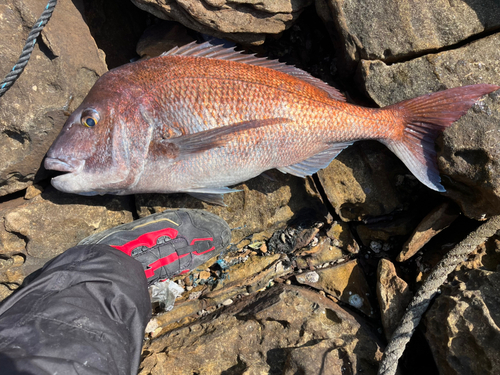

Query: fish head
45;68;152;195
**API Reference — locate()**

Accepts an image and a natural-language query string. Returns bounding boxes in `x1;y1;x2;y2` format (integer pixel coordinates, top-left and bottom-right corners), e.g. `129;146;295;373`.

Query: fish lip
44;157;84;173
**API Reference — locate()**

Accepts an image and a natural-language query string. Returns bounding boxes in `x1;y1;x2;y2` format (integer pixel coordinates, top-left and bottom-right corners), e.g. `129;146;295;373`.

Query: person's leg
0;209;231;375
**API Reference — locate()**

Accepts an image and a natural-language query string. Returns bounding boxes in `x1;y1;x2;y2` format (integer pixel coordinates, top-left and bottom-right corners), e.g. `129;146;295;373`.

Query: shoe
79;209;231;285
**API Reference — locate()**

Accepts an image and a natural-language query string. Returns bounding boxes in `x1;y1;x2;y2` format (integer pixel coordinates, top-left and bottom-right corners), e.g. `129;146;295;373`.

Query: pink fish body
44;42;499;203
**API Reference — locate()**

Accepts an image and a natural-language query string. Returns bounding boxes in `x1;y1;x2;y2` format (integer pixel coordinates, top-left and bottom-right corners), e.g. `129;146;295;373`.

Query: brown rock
376;259;413;340
131;0;312;45
295;259;373;316
0;0;107;196
317;0;500;72
135;173;326;245
0;187;133;297
317;142;418;222
326;220;359;254
294;236;344;269
140;284;382;375
360;34;500;220
397;202;459;262
424;268;500;374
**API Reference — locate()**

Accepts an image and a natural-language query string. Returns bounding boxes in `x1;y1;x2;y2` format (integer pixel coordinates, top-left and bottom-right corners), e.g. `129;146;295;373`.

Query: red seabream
44;42;500;204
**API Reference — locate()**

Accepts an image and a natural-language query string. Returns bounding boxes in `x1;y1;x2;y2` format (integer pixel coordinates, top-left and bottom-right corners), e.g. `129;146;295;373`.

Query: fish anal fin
186;187;242;206
383;84;500;191
278;141;353;178
161;118;291;157
161;41;346;102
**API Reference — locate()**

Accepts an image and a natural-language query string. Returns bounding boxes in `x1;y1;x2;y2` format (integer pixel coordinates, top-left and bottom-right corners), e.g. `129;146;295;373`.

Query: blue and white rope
0;0;58;98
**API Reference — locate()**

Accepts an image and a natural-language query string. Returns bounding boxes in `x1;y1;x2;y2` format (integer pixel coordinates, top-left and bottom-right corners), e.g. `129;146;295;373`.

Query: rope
0;0;58;98
378;215;500;375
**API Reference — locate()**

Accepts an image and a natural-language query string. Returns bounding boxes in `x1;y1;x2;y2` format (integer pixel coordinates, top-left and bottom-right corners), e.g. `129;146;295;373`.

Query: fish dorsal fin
162;41;346;102
278;141;353;178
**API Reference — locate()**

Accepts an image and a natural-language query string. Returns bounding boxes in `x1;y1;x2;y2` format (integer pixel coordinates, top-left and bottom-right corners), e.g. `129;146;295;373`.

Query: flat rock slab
398;202;459;262
140;284;383;375
360;33;500;220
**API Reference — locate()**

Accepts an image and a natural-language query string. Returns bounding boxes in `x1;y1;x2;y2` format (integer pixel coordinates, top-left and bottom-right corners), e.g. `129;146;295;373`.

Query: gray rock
130;0;312;45
359;34;500;219
0;0;107;197
139;284;383;375
316;0;500;72
424;268;500;374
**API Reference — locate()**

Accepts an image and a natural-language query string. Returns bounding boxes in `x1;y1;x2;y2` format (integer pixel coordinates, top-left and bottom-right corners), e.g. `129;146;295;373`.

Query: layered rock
140;284;383;375
131;0;313;45
0;187;133;299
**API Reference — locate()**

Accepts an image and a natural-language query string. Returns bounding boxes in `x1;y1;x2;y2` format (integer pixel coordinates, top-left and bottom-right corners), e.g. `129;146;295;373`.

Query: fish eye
81;109;100;128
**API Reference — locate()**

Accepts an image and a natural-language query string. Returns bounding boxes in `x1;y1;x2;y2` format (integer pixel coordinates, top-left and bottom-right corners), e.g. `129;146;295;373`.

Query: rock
376;259;413;340
135;173;327;245
316;0;500;72
139;284;383;375
356;214;418;248
295;259;373;316
359;33;500;220
136;21;195;58
294;236;344;270
0;0;107;197
326;220;359;254
424;268;500;374
317;142;424;222
397;202;459;262
0;187;133;295
131;0;312;45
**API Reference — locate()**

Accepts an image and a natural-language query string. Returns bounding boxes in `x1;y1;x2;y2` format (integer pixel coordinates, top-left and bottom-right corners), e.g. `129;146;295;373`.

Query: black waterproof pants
0;244;151;375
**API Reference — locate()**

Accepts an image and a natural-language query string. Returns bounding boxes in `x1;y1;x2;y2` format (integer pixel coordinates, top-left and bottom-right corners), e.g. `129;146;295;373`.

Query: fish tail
381;84;499;191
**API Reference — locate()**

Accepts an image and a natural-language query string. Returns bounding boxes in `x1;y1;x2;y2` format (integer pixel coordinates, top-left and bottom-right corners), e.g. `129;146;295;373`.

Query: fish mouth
44;157;84;173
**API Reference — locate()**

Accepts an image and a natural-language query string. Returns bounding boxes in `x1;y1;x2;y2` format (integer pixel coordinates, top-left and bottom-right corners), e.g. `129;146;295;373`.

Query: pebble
222;298;234;306
348;294;364;309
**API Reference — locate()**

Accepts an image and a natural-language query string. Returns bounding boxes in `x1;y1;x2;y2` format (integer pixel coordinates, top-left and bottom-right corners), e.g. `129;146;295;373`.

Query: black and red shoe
78;209;231;285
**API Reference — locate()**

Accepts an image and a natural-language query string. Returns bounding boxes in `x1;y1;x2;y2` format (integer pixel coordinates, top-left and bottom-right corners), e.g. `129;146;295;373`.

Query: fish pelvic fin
382;84;500;192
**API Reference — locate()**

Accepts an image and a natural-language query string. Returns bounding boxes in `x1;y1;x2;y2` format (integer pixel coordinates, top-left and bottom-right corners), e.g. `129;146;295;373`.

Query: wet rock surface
0;0;499;374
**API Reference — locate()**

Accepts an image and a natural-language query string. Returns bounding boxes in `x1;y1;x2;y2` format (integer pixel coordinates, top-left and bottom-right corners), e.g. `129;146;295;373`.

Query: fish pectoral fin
278;141;353;178
186;187;242;206
162;118;291;157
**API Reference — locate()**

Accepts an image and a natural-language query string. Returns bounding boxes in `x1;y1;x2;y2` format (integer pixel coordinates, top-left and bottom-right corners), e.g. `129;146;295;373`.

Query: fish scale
44;41;499;204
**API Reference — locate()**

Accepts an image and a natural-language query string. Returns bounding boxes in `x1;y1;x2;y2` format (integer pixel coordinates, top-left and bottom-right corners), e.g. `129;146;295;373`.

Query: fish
44;41;499;205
